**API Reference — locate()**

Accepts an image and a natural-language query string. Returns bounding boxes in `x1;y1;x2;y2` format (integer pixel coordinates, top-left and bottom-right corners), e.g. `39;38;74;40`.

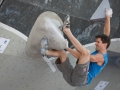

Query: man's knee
78;49;90;64
81;49;90;57
59;50;66;56
59;50;67;62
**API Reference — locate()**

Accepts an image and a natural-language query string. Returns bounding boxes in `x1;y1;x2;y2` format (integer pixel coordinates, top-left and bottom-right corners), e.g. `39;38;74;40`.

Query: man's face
95;38;106;51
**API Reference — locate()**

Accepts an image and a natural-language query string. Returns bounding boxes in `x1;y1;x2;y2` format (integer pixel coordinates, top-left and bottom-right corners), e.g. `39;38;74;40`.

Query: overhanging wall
0;0;120;47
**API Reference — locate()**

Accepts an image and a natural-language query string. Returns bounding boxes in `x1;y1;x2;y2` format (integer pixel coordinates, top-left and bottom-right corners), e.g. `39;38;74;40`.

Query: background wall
0;0;120;47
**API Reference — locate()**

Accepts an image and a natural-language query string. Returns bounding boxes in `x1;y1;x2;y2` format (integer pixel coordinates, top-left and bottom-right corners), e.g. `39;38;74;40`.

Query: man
40;8;113;86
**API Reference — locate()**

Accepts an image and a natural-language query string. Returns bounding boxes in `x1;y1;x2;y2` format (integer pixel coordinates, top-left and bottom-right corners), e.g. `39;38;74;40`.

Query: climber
40;8;113;86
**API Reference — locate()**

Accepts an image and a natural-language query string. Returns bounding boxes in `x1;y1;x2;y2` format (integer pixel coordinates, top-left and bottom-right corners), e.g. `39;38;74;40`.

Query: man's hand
106;8;113;17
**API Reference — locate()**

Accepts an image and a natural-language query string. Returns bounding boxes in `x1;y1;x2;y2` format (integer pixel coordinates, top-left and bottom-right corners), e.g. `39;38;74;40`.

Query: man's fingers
106;8;113;17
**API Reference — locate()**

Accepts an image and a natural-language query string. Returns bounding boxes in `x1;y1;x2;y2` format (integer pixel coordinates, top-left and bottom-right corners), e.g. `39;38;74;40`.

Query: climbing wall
0;0;120;90
0;24;120;90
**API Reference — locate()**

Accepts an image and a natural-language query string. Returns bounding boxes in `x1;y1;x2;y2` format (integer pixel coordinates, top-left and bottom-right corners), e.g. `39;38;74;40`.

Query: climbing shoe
40;37;48;56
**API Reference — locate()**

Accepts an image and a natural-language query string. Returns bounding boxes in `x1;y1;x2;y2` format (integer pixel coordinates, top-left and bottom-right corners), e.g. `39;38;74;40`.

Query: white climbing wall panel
0;23;120;90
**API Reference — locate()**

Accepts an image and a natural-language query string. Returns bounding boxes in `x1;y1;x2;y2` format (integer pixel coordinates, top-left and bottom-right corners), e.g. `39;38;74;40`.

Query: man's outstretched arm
103;8;113;36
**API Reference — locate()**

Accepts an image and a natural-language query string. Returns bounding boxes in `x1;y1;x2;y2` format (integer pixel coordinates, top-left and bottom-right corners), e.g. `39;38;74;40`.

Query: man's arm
103;8;113;36
66;47;80;58
90;54;104;65
103;16;110;36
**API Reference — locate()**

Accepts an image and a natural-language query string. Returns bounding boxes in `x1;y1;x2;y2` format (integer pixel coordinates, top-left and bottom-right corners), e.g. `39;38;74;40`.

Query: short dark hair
95;34;110;49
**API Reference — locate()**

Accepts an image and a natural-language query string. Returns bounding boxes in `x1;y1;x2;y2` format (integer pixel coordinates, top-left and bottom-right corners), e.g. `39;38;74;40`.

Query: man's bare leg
46;50;67;63
63;27;90;64
40;37;67;63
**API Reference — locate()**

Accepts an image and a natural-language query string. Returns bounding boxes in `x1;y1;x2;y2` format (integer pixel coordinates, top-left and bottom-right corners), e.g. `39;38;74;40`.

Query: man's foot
40;37;48;56
64;15;70;28
59;15;70;30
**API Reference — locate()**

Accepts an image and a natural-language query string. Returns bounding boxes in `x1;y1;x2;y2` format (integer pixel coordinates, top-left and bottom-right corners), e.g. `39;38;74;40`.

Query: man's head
95;34;110;51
